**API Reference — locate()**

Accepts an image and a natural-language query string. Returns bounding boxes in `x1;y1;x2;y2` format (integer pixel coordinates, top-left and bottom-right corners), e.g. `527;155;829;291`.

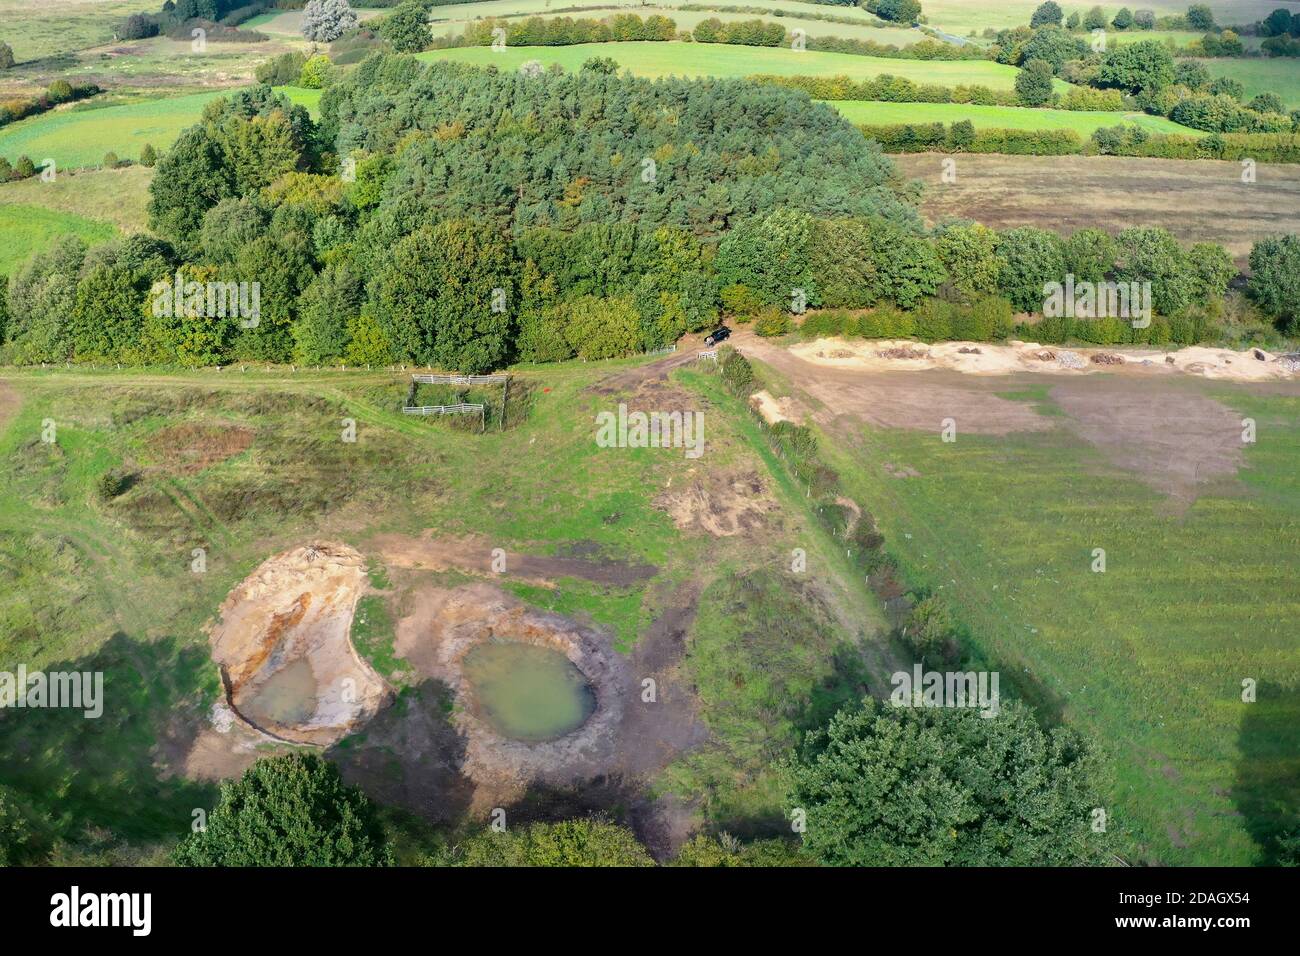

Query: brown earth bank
895;153;1300;265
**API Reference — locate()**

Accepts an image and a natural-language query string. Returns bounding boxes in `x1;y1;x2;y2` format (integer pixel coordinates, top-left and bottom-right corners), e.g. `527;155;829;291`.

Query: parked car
704;326;731;347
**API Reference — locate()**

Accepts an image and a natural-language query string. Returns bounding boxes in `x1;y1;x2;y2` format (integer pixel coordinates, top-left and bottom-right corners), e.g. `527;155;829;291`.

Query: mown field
419;40;1046;88
0;205;115;275
831;98;1201;134
807;377;1300;865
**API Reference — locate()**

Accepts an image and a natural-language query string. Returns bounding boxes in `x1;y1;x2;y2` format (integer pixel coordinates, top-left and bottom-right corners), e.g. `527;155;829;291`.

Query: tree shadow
1233;680;1300;865
0;631;218;856
327;678;473;826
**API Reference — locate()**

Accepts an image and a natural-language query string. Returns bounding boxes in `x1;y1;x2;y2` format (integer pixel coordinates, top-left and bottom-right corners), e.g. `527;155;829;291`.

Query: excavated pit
207;543;388;746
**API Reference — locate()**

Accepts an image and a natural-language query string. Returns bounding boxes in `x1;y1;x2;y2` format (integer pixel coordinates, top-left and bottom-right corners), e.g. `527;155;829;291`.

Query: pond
463;640;596;742
241;659;319;729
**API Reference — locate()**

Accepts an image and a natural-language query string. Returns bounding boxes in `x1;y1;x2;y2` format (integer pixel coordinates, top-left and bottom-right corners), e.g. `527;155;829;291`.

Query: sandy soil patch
654;469;777;536
146;422;252;475
789;336;1298;383
207;543;388;746
370;532;656;587
1050;379;1247;503
750;389;800;425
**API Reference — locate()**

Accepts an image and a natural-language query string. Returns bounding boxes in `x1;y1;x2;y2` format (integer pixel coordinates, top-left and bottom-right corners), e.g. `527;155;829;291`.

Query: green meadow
418;41;1039;89
0;205;115;275
816;381;1300;866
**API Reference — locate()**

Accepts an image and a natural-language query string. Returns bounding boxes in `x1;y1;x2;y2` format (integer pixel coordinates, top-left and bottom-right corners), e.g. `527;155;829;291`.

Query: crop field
831;99;1201;135
419;41;1042;88
825;386;1300;866
739;338;1300;865
894;152;1300;263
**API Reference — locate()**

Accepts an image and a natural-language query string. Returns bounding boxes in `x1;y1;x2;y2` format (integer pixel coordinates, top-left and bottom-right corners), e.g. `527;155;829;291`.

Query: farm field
0;86;319;171
736;333;1300;865
0;0;156;63
895;152;1300;263
427;5;914;45
0;205;116;275
831;98;1201;134
919;0;1300;34
418;40;1048;88
1196;57;1300;110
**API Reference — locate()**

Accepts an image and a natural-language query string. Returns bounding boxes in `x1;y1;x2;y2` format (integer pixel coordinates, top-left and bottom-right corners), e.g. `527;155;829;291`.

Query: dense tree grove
787;699;1111;866
1;58;1292;371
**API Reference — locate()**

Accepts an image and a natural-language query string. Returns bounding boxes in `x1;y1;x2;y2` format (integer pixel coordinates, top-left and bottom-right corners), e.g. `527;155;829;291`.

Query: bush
754;306;791;337
1248;234;1300;331
140;143;158;167
563;295;643;359
172;754;392;866
95;468;132;500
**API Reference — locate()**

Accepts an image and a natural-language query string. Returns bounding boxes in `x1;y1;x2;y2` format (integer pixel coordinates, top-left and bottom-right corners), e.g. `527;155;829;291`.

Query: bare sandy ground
731;330;1298;503
788;336;1298;383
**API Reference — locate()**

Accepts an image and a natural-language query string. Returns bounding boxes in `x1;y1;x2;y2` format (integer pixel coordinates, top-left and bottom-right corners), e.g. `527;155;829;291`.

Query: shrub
299;53;333;89
173;754;392;866
140;143;158;167
563;294;643;359
1015;59;1056;107
754;306;792;337
1248;234;1300;331
95;468;132;500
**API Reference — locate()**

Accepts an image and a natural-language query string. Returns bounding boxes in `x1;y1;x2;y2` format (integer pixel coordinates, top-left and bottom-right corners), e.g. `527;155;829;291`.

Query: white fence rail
402;403;485;417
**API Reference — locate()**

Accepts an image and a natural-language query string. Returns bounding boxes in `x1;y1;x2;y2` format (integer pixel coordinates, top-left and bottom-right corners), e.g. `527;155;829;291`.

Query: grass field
419;41;1046;89
831;99;1202;134
757;362;1300;866
1196;57;1300;110
0;86;320;171
0;0;157;63
920;0;1300;34
0;205;116;275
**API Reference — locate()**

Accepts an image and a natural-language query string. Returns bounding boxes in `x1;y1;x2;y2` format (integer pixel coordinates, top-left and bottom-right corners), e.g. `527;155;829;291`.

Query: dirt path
0;378;20;434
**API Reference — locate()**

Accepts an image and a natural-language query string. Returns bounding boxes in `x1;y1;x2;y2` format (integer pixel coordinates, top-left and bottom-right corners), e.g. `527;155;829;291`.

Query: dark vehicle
704;326;731;347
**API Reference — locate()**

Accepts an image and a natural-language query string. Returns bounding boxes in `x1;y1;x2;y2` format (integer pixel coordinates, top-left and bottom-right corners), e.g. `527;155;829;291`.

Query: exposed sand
206;543;388;746
791;337;1298;383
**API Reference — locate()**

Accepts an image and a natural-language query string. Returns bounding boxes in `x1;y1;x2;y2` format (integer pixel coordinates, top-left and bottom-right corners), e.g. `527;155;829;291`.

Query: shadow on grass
0;631;219;858
1233;680;1300;865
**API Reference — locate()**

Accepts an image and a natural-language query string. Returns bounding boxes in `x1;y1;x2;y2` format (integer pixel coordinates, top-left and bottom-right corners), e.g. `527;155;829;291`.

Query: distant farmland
895;152;1300;263
831;99;1201;135
418;41;1041;89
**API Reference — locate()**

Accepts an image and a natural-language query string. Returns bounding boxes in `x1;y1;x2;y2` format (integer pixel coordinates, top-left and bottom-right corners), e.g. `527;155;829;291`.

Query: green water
463;640;596;741
242;660;318;728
